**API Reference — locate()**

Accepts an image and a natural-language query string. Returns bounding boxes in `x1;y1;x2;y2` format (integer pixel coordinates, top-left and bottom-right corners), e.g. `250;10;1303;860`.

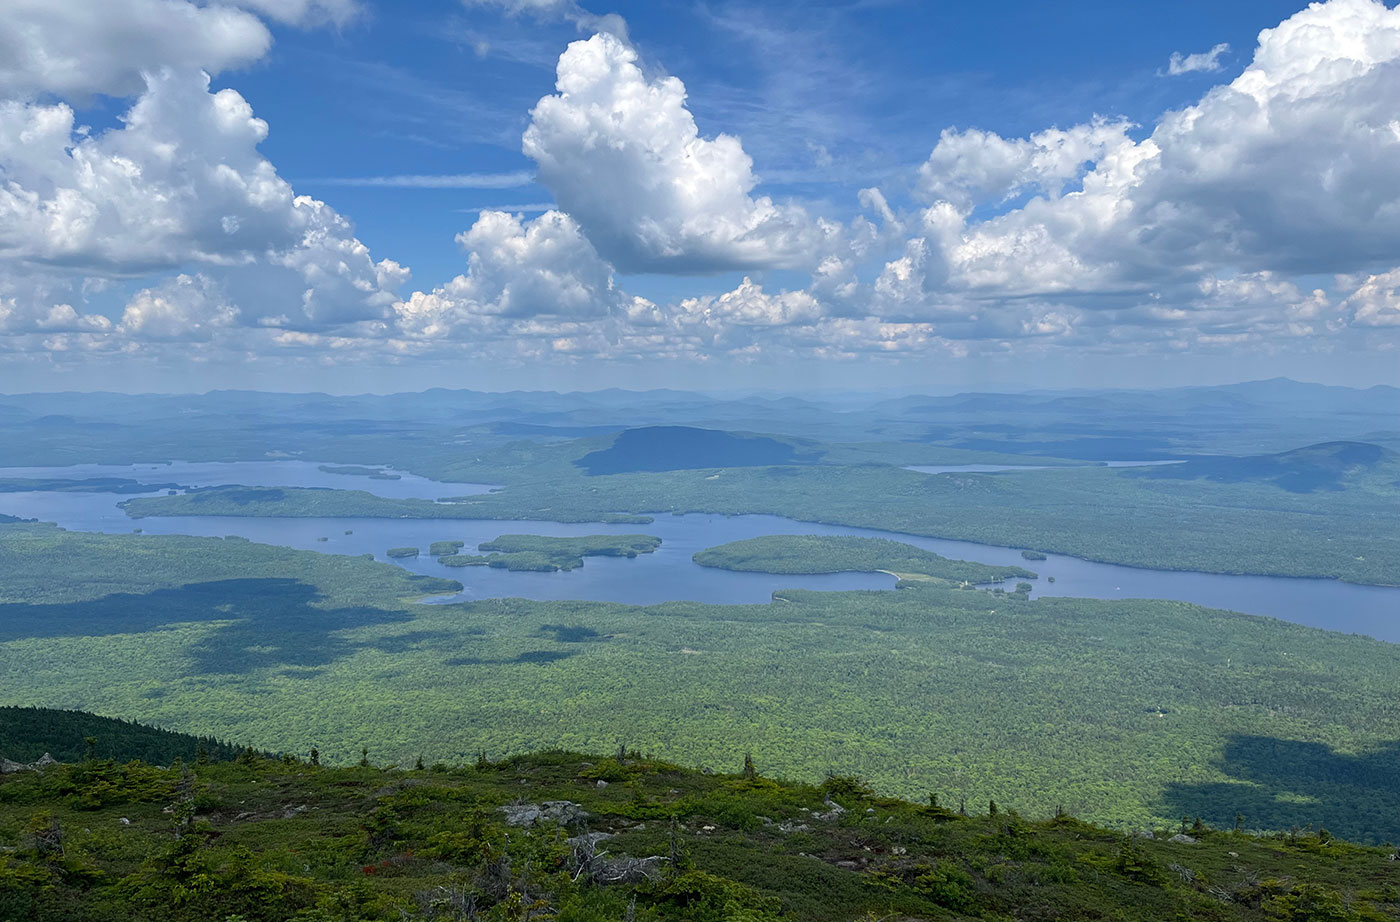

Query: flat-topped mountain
574;426;817;474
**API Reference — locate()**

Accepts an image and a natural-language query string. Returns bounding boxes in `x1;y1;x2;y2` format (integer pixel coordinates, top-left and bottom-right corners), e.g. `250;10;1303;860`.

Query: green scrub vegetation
1;741;1396;922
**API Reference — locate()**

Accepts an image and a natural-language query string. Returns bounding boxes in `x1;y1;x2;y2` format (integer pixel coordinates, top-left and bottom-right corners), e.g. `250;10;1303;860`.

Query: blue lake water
906;464;1058;474
0;459;478;501
1;460;1396;642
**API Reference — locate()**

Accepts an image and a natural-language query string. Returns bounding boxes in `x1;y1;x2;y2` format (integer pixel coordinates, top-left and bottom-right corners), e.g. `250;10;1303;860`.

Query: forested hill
0;707;245;765
1128;440;1400;492
574;426;815;474
2;740;1399;922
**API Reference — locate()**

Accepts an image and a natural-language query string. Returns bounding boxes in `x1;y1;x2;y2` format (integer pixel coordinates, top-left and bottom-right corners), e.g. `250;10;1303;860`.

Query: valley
0;380;1395;914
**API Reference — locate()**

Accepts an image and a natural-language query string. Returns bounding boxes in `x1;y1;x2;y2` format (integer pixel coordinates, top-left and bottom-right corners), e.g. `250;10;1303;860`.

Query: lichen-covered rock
0;752;56;773
498;800;590;827
498;804;541;826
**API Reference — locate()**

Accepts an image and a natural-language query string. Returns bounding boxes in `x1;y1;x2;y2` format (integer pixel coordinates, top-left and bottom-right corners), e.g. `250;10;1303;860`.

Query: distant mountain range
868;378;1400;420
3;377;1393;418
0;378;1392;461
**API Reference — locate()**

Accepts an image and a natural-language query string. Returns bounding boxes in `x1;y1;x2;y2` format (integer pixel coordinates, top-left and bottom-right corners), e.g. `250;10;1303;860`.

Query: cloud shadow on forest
1157;734;1400;843
445;649;577;667
0;578;418;677
538;624;604;643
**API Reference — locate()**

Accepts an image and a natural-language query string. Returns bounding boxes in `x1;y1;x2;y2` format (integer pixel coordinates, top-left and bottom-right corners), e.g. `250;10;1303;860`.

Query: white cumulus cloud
1341;269;1400;327
0;68;407;332
522;32;821;272
0;0;270;99
902;0;1400;327
676;277;821;329
1;0;1397;367
918;119;1134;211
119;273;239;341
0;69;298;272
0;0;363;102
394;209;642;339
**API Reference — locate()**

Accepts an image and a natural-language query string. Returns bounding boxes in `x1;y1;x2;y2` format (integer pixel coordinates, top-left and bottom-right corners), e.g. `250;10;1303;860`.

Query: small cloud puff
1167;42;1230;76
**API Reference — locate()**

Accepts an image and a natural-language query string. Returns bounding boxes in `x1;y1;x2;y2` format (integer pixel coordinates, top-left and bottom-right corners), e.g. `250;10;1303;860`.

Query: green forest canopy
436;534;663;571
693;535;1034;584
2;523;1399;840
0;707;246;765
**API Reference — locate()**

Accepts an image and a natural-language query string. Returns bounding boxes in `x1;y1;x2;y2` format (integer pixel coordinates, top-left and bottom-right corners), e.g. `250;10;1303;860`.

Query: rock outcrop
0;753;56;773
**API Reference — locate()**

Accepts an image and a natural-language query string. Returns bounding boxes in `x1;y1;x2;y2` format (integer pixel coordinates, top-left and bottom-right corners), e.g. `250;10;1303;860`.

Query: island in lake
439;533;663;571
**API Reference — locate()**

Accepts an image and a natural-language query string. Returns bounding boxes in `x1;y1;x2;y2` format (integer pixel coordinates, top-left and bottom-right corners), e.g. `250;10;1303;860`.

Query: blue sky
242;1;1303;295
1;0;1398;393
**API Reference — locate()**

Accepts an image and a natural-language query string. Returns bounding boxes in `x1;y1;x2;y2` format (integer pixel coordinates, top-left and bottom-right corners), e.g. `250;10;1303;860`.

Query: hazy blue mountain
1129;441;1400;492
574;426;815;474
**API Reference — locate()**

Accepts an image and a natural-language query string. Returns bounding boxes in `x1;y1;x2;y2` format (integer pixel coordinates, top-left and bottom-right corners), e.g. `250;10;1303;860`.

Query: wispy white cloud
1166;42;1230;75
454;202;557;214
694;2;883;184
232;0;363;27
303;171;536;189
462;0;628;42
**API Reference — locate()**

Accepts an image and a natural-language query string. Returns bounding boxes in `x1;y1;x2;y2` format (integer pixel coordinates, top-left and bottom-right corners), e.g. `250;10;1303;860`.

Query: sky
1;0;1399;394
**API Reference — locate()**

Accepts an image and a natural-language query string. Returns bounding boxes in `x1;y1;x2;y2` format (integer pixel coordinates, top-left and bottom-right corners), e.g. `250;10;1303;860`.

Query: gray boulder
498;800;590;827
0;753;56;774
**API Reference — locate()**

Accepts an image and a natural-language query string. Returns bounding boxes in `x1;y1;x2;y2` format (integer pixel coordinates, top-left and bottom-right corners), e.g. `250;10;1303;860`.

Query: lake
1;460;1396;641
